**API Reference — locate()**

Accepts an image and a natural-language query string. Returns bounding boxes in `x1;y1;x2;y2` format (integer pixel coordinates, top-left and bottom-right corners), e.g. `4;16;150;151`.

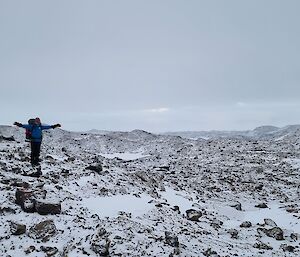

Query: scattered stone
258;227;284;240
24;245;36;254
255;203;268;208
165;231;179;247
29;220;57;242
280;244;295;252
203;248;218;257
230;202;242;211
91;228;110;256
291;233;299;241
0;206;16;215
86;164;103;174
0;135;15;141
211;219;223;229
253;242;273;250
186;209;202;221
40;246;59;256
255;184;263;190
264;218;277;227
91;238;111;256
35;201;61;215
171;205;180;213
10;221;26;235
240;221;252;228
227;229;238;239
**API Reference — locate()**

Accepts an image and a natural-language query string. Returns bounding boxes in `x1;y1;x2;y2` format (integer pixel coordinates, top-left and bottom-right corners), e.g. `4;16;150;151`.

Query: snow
82;193;153;218
100;152;149;160
161;186;196;213
222;202;300;233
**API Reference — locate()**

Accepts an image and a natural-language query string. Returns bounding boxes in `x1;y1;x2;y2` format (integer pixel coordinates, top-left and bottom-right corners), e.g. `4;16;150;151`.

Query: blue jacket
21;124;53;142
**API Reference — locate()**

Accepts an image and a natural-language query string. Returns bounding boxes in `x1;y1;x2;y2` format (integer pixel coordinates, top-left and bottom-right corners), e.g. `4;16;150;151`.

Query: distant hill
163;125;300;140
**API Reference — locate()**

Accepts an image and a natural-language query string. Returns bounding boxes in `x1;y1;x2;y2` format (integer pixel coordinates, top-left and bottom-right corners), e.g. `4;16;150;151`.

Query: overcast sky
1;0;299;132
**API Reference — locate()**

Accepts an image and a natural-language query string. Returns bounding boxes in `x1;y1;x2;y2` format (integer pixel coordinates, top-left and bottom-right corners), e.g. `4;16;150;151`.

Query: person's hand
14;122;22;127
52;124;61;129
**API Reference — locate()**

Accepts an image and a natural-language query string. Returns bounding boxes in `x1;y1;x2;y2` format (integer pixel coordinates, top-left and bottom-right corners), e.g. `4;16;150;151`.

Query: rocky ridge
0;126;299;256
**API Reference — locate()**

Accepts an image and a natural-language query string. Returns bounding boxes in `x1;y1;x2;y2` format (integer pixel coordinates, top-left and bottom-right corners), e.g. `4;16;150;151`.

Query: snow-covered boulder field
0;126;299;256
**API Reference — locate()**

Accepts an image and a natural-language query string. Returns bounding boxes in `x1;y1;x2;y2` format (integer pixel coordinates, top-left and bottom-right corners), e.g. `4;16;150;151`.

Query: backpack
25;118;35;141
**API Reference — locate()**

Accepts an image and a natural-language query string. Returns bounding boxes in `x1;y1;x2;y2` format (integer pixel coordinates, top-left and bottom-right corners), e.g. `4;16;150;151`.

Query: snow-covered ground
0;126;299;256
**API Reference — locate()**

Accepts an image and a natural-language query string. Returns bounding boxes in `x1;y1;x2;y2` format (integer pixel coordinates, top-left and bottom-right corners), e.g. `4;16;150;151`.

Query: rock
253;242;273;250
15;188;34;205
203;248;218;256
0;206;16;215
91;238;111;256
255;184;263;190
171;205;180;213
280;244;295;252
10;221;26;235
29;220;57;242
258;227;284;240
264;218;277;227
40;246;59;256
91;228;110;256
255;203;268;208
24;246;36;254
240;221;252;228
0;135;15;141
35;201;61;215
291;233;299;241
211;219;223;229
227;229;238;239
230;202;242;211
86;164;103;174
186;209;202;221
165;231;179;247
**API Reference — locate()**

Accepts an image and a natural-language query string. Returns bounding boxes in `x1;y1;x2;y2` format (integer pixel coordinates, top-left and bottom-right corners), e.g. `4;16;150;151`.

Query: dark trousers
30;142;41;165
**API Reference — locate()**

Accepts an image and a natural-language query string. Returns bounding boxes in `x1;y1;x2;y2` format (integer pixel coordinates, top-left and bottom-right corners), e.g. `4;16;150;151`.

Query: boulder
280;244;295;252
35;201;61;215
40;246;59;256
230;202;242;211
91;238;111;256
91;228;110;256
86;164;103;174
15;188;36;213
186;209;202;221
258;227;284;240
227;229;238;239
165;231;179;247
29;220;57;242
255;203;268;209
10;221;26;235
264;218;277;227
240;221;252;228
253;242;273;250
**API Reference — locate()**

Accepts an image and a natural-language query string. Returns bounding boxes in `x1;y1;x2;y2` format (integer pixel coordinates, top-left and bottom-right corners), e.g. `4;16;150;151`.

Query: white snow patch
161;187;196;213
100;152;149;161
82;194;153;218
222;203;300;233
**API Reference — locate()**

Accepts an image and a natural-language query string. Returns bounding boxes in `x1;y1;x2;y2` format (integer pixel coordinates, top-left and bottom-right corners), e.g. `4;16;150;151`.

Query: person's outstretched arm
41;124;61;130
14;122;30;129
14;122;22;127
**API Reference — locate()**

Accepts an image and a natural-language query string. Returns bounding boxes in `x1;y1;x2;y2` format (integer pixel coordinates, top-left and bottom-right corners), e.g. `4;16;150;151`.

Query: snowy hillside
0;126;300;256
164;125;300;140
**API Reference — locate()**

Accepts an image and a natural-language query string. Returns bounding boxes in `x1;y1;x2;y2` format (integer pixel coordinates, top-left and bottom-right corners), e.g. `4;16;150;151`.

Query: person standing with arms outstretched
14;117;61;166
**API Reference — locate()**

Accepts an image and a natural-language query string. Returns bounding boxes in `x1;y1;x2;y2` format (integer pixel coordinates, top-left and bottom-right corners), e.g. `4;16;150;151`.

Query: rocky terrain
0;125;300;257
